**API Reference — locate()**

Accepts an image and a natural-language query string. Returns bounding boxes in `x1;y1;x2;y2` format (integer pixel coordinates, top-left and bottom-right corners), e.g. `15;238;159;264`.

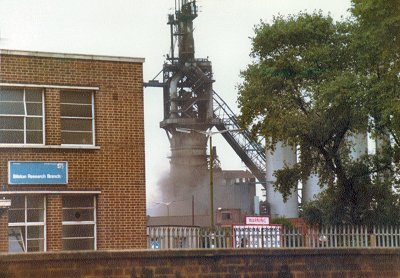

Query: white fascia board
0;49;145;64
0;191;101;195
0;82;99;91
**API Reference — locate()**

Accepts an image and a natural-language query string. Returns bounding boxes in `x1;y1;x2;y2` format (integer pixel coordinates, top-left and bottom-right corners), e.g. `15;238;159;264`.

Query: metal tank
303;173;321;203
349;132;368;160
303;132;369;203
266;141;299;218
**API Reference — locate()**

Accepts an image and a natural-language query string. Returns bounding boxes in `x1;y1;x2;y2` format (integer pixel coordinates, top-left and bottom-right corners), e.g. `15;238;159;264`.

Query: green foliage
238;1;400;225
351;0;400;145
301;180;400;226
271;216;295;229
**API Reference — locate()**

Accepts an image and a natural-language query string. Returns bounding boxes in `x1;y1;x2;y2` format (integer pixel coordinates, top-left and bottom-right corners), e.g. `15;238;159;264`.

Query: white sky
0;0;351;210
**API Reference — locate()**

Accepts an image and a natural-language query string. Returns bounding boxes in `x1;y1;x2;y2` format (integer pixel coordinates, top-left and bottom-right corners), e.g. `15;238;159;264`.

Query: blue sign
9;161;68;185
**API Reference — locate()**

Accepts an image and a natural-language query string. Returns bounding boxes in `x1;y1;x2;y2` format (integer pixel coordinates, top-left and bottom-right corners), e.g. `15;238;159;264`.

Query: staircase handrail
212;90;266;183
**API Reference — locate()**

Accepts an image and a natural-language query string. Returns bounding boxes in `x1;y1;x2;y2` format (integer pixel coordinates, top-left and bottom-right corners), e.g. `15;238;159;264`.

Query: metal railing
212;91;267;184
147;226;200;249
147;225;400;249
200;228;231;248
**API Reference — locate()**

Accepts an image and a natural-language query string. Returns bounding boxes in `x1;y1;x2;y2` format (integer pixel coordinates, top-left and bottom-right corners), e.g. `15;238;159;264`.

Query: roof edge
0;49;145;63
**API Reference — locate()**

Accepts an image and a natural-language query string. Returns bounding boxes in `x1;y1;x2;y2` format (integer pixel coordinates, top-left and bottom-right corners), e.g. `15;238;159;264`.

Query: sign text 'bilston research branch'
8;161;68;185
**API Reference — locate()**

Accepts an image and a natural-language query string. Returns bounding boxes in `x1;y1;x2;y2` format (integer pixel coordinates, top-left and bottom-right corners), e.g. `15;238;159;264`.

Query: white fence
147;226;200;249
147;225;400;249
283;226;400;248
232;225;282;248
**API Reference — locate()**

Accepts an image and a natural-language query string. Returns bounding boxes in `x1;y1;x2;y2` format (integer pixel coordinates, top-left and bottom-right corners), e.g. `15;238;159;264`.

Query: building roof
221;170;255;179
0;49;145;63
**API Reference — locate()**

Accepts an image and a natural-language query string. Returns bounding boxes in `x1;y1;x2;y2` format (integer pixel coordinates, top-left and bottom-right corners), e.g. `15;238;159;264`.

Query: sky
0;0;351;211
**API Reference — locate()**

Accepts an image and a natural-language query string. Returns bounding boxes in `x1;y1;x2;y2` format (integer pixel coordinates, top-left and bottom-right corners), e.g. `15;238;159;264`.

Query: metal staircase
212;91;267;185
175;63;268;185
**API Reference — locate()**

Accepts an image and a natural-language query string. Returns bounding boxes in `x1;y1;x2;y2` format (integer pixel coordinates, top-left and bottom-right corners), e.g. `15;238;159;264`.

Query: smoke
148;163;210;217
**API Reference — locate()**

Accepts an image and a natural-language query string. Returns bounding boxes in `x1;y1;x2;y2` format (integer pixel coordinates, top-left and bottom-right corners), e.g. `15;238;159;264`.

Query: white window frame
60;91;95;146
0;87;45;145
61;195;97;250
8;195;47;253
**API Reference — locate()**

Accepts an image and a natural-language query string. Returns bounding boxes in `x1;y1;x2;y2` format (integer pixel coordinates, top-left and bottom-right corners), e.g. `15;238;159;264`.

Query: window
222;212;231;220
0;87;44;144
60;91;94;145
62;195;96;250
8;195;46;252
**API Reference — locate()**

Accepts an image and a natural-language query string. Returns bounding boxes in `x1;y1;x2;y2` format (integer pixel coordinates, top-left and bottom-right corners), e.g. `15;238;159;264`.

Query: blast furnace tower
159;0;219;196
146;0;290;219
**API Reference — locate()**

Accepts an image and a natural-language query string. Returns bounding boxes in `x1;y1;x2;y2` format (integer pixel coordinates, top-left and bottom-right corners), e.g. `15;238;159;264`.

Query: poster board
232;224;282;248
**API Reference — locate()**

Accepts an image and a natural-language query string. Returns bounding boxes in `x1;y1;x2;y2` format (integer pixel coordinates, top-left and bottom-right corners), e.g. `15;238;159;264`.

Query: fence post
369;226;376;247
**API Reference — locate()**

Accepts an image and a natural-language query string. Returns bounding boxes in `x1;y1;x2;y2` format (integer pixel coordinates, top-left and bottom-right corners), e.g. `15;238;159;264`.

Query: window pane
0;102;24;115
26;131;43;144
0;117;24;129
61;119;92;132
63;208;94;222
27;195;44;209
8;227;25;252
25;90;42;102
63;224;94;238
63;238;94;251
0;131;24;143
26;118;42;130
26;119;43;144
0;88;23;101
27;209;45;222
26;103;42;116
63;196;94;209
10;196;25;208
27;239;44;252
60;91;92;104
27;226;44;240
61;131;92;145
60;104;92;117
9;210;25;223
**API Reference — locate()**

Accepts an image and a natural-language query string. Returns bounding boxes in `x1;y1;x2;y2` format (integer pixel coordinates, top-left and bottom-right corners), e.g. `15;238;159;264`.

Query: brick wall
0;210;8;252
47;195;62;251
45;88;61;145
0;51;146;250
0;249;399;277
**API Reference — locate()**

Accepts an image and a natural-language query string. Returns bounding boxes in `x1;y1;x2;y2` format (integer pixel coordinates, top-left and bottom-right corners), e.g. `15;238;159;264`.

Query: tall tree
238;9;400;225
351;0;400;149
351;0;400;196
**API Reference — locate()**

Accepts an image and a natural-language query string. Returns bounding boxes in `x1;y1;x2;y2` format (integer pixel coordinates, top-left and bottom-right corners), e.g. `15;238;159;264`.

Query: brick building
0;49;146;252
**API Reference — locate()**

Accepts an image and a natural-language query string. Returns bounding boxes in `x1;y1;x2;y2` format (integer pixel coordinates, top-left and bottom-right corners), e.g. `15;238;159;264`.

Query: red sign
245;216;270;225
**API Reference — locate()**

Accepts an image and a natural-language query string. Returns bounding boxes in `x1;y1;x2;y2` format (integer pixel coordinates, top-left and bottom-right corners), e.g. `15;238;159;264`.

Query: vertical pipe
209;135;214;228
169;74;181;118
170;19;175;62
167;205;170;226
192;195;194;226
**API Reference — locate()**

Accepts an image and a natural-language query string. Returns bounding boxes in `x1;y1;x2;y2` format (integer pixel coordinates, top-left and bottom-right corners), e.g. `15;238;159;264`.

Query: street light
154;201;175;225
176;127;241;228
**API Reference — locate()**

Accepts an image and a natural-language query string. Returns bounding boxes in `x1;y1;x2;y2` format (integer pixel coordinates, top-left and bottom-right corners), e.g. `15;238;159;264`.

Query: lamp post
155;201;175;225
176;127;241;228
